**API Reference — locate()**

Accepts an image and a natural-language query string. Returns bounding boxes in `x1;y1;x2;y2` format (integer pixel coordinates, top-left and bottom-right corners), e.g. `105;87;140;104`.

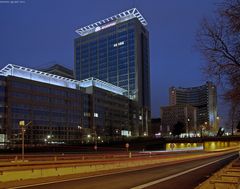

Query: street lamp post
93;130;97;151
200;125;205;138
19;120;32;162
216;116;220;131
19;121;25;161
204;121;208;133
78;125;83;144
187;118;190;138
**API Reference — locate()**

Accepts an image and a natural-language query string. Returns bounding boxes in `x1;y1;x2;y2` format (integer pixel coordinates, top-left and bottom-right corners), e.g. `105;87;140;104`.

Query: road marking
131;154;235;189
8;164;182;189
9;153;235;189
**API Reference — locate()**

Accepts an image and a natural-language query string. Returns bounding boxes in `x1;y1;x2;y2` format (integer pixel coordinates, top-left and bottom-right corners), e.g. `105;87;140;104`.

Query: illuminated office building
74;8;151;136
0;64;140;146
169;82;218;132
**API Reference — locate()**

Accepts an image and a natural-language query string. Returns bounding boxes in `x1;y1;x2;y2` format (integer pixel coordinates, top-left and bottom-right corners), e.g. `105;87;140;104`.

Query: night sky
0;0;222;119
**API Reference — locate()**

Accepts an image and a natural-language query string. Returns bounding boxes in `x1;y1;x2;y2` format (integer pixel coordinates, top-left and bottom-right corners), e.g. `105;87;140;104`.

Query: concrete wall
166;141;240;151
166;142;203;151
204;141;240;151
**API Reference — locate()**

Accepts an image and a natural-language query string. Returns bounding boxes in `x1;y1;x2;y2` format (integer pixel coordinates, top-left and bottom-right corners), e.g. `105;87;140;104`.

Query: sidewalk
196;157;240;189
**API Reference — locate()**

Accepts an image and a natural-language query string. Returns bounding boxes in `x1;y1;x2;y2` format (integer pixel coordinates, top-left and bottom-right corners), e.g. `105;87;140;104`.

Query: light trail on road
9;151;238;189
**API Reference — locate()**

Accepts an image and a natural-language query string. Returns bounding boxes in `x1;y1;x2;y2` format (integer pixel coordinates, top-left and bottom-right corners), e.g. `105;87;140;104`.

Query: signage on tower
94;21;116;32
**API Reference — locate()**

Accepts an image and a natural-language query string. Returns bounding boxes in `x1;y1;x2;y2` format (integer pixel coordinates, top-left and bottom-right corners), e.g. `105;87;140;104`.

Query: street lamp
44;135;53;144
216;116;220;131
19;121;25;162
77;125;83;143
187;118;190;137
200;125;206;138
19;120;31;162
204;121;208;132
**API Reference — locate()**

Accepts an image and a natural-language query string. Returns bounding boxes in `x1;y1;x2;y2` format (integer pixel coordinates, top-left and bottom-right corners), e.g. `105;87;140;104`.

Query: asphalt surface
13;152;238;189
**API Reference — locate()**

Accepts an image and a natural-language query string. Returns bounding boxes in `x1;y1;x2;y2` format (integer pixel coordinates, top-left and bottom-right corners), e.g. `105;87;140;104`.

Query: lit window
84;112;91;117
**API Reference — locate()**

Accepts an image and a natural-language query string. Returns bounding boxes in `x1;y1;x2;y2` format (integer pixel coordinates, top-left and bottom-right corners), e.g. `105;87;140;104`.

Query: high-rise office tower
74;8;151;135
169;82;218;132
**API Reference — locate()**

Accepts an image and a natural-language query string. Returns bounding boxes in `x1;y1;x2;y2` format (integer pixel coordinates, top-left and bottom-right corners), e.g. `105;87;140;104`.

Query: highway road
11;152;238;189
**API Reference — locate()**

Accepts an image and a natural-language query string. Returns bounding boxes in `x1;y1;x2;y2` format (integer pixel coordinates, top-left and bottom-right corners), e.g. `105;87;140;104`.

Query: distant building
74;8;151;136
160;104;197;136
41;64;74;79
0;64;140;146
169;82;218;132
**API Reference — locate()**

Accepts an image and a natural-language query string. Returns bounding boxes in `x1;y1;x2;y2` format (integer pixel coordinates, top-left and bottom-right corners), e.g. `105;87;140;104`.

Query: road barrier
0;159;156;182
0;149;239;183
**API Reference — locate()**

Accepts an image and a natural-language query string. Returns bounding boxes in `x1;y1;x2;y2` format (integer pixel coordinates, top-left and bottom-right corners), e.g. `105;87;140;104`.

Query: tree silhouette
172;121;186;136
237;121;240;132
196;0;240;133
196;0;240;103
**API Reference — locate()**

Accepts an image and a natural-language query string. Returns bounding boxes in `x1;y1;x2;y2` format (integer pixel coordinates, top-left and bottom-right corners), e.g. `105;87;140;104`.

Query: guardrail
0;150;202;164
0;150;239;183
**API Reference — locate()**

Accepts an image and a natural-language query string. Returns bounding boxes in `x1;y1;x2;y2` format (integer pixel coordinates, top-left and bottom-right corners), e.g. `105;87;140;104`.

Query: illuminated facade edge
0;64;127;96
75;8;147;36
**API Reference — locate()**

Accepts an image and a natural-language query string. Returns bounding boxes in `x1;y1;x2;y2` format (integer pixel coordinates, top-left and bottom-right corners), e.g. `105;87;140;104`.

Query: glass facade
89;86;134;140
75;18;150;108
75;17;151;136
75;19;135;94
0;74;140;145
0;76;6;137
7;76;90;144
0;62;144;145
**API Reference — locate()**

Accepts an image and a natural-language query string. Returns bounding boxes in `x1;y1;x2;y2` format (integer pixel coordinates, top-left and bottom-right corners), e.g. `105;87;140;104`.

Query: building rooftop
41;64;74;79
79;77;128;95
170;82;215;91
0;64;127;96
75;8;147;36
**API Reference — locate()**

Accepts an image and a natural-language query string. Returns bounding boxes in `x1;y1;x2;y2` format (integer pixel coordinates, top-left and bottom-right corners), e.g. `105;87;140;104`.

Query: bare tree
196;0;240;103
196;0;240;134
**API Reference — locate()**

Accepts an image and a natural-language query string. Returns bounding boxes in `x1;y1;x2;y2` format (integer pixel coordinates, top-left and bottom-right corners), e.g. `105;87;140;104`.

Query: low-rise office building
160;104;197;136
0;64;141;146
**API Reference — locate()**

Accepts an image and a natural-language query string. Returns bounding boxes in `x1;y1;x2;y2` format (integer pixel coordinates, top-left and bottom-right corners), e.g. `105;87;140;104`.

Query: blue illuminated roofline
0;64;127;96
75;8;147;36
79;77;127;96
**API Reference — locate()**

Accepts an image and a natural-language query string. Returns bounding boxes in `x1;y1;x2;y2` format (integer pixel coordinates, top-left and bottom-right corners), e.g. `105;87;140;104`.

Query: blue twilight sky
0;0;224;119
